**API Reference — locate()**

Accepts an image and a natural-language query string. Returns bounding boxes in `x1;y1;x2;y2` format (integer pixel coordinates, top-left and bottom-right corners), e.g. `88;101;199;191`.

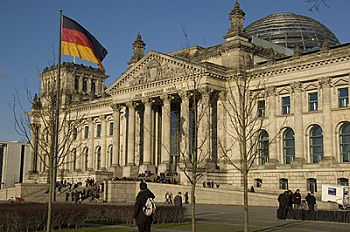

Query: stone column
158;95;171;173
100;115;107;170
319;77;336;164
198;89;211;161
292;82;306;166
143;99;152;164
216;92;226;163
180;92;190;160
87;118;94;170
28;123;39;174
267;87;278;165
111;104;121;166
126;102;136;165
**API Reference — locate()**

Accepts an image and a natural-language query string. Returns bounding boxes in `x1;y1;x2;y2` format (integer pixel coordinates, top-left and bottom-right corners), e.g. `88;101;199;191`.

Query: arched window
258;130;269;165
255;178;262;188
84;148;89;171
96;147;101;170
283;128;295;164
310;125;323;163
340;123;350;162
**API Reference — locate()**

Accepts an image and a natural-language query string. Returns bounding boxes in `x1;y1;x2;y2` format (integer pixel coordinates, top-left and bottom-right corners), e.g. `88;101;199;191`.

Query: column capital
142;98;155;106
318;76;331;88
160;94;172;103
218;91;226;101
111;103;122;111
291;81;302;92
126;101;136;109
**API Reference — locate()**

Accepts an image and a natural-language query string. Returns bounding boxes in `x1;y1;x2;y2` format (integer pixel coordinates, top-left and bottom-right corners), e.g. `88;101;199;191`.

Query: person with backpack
134;181;156;232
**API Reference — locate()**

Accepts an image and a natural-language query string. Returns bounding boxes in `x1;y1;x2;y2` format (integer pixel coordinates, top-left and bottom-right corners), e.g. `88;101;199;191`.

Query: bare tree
305;0;330;12
12;70;85;232
218;67;281;232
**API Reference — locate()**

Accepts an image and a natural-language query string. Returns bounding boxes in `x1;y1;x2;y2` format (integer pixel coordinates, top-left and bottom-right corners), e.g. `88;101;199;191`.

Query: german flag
62;15;108;72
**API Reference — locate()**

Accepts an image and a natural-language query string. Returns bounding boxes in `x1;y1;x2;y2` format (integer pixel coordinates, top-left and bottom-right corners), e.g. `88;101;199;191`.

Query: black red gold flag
62;16;108;72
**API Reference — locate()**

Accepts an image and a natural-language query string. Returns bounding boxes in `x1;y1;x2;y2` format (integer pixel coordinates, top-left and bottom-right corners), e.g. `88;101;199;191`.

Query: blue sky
1;0;350;141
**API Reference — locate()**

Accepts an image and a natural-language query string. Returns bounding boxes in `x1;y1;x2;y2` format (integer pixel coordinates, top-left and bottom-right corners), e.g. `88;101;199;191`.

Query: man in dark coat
173;192;183;207
134;181;155;232
305;191;316;211
292;189;302;209
277;191;289;219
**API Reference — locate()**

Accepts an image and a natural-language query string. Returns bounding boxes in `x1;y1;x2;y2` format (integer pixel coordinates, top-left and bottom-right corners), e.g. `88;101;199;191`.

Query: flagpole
52;10;63;202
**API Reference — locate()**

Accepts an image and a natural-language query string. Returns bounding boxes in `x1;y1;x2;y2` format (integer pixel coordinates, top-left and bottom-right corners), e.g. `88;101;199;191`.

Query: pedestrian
305;191;316;211
65;192;70;202
287;190;293;210
292;189;301;209
165;191;171;204
174;192;183;207
277;191;288;219
133;181;155;232
184;192;189;204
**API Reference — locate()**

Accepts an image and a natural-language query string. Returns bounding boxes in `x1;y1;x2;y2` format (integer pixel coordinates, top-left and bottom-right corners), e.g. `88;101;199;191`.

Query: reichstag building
26;1;350;194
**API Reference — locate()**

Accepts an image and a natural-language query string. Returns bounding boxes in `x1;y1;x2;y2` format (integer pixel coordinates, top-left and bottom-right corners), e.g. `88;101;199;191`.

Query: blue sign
328;187;336;195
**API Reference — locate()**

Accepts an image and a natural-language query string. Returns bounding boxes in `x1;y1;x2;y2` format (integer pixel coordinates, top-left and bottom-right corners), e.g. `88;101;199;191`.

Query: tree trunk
191;172;197;232
46;152;54;232
243;169;249;232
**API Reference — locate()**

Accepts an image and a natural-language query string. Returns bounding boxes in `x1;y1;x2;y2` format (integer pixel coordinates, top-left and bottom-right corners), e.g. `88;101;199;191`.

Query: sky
1;0;350;141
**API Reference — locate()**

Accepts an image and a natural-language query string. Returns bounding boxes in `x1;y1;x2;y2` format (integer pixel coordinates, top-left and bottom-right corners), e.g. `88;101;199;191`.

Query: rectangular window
109;122;114;136
72;128;77;140
308;92;318;111
279;178;288;190
96;124;101;137
339;88;349;108
84;126;89;139
307;178;317;192
282;96;291;115
257;100;266;117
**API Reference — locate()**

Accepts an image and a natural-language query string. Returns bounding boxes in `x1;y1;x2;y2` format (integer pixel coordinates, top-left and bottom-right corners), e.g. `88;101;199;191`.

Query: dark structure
245;12;340;51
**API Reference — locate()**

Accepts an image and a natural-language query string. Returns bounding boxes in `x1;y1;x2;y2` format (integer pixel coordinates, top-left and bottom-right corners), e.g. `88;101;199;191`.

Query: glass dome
245;13;340;51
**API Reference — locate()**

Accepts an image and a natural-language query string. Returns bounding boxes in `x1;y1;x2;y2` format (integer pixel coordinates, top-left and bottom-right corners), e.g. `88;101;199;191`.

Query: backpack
143;197;156;216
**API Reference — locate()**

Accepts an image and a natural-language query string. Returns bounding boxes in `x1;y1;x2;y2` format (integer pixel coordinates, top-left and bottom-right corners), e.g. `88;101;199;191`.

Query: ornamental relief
128;59;186;86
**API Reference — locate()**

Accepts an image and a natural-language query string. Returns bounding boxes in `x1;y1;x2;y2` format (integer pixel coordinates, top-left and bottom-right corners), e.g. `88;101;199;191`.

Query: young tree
218;67;273;232
12;69;85;232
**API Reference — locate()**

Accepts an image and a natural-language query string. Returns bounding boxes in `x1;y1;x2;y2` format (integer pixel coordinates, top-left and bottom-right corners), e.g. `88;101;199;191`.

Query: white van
321;184;349;209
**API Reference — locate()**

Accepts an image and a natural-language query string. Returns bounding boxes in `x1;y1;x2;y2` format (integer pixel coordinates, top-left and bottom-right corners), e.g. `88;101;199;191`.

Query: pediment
333;78;349;87
106;51;203;93
304;83;319;91
277;87;291;95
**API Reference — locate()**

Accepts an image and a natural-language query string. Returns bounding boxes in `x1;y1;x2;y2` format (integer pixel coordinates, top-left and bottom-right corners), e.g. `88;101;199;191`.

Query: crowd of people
202;180;220;188
277;189;316;220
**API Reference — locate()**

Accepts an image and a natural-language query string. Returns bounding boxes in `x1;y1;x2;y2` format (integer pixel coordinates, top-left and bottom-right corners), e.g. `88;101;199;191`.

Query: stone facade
26;1;350;197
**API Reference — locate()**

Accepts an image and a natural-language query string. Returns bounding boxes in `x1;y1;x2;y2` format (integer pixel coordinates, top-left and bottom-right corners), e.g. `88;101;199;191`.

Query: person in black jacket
277;191;289;219
305;191;316;211
133;181;155;232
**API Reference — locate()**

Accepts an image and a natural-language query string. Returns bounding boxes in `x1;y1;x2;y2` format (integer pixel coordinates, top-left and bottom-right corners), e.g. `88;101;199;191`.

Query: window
307;178;317;192
282;96;291;115
72;149;77;170
279;178;288;190
74;77;79;91
109;146;113;166
96;124;101;137
96;147;101;170
340;123;350;162
308;92;318;111
338;178;349;186
338;88;349;108
109;122;114;136
257;100;266;117
255;178;262;188
84;126;89;139
310;125;324;163
82;79;87;92
258;130;269;165
72;128;77;140
84;148;89;170
283;128;295;164
91;81;96;94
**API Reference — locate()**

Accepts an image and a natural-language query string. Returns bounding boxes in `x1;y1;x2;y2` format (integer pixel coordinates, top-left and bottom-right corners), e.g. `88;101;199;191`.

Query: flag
61;15;108;72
